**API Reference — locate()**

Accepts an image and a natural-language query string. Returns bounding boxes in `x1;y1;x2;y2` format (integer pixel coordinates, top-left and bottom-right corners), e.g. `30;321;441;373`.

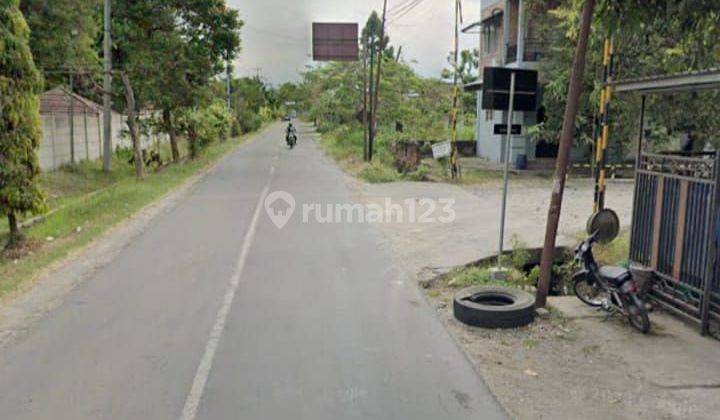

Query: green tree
20;0;100;88
152;0;242;161
231;76;278;133
111;0;242;168
527;0;720;158
1;0;46;248
442;48;479;113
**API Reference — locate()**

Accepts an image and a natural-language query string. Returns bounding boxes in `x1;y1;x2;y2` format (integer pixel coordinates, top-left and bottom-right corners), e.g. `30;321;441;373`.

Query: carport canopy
610;67;720;94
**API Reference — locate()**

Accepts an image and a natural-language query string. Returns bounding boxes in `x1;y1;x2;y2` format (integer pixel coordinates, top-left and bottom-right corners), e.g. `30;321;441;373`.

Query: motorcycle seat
598;266;632;286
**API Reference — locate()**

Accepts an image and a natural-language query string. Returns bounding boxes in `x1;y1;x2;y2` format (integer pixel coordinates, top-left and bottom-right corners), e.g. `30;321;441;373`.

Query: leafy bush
447;267;493;288
206;102;234;141
358;162;401;183
178;103;234;158
236;109;263;134
258;106;277;122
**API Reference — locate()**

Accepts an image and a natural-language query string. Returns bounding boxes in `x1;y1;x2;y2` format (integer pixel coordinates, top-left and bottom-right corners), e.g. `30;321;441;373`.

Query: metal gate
629;152;720;334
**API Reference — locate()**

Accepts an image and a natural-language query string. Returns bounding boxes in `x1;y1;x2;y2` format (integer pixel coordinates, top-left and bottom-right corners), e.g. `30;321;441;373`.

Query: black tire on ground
453;286;536;329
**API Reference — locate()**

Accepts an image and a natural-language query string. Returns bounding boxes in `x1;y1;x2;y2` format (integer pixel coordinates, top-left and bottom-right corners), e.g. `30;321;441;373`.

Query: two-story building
464;0;560;168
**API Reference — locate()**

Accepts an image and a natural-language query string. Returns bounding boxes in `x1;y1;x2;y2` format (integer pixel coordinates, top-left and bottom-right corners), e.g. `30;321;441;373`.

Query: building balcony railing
506;44;518;64
524;39;546;62
505;39;547;64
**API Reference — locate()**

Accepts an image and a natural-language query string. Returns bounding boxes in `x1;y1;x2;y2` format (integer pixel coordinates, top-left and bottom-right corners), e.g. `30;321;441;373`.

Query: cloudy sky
226;0;481;85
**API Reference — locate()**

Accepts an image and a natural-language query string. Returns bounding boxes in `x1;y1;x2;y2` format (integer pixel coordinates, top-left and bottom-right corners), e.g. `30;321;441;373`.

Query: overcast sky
226;0;481;85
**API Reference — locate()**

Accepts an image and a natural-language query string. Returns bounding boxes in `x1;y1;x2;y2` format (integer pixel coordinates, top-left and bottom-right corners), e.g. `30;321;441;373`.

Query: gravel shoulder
350;176;635;271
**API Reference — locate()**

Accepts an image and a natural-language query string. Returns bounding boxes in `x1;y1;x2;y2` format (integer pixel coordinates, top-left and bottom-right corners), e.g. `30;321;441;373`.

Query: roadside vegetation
1;1;287;296
274;11;492;185
0;132;257;299
526;0;720;161
430;231;631;299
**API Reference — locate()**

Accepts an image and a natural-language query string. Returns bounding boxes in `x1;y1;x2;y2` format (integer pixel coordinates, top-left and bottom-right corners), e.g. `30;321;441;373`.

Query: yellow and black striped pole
450;0;462;180
593;39;614;212
451;82;461;179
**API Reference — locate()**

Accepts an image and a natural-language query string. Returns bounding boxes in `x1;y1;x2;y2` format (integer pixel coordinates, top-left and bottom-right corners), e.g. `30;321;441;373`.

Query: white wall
39;112;165;171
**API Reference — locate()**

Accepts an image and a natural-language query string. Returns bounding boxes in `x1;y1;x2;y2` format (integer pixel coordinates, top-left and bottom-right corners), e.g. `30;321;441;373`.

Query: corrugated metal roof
611;68;720;94
40;88;103;116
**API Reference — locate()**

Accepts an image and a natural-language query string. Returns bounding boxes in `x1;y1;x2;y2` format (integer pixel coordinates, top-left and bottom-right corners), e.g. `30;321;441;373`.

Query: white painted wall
39;112;165;171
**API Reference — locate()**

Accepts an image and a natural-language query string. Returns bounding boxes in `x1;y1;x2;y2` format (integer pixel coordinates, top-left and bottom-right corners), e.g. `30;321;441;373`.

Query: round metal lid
587;209;620;244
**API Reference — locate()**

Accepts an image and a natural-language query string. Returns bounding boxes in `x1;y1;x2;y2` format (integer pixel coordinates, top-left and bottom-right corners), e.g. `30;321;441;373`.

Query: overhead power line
388;0;429;26
388;0;421;17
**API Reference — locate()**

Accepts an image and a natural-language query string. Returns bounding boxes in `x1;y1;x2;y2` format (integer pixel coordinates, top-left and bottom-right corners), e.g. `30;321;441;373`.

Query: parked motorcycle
572;210;651;334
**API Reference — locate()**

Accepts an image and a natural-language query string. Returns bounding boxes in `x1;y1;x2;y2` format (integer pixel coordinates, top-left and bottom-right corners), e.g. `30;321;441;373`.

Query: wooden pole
536;0;597;308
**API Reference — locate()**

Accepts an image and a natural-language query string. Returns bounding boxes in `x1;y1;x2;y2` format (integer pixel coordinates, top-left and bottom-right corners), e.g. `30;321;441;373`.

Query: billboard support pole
497;71;516;270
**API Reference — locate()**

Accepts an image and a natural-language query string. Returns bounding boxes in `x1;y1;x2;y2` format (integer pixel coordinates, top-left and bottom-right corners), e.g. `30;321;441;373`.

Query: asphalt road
0;123;506;420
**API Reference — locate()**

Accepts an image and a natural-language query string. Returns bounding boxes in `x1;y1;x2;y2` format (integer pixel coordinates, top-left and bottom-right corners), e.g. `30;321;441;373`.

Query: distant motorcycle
572;230;651;334
286;131;297;149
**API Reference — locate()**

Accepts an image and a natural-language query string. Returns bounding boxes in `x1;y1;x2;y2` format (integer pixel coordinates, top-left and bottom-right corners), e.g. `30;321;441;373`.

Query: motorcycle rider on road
286;123;296;139
286;122;297;147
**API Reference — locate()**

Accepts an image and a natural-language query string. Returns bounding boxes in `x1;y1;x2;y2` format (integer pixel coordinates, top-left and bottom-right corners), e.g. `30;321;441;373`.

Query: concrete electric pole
102;0;112;173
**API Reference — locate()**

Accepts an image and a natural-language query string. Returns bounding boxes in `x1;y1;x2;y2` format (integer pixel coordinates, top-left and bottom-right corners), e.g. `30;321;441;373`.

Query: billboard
482;67;539;112
312;23;359;62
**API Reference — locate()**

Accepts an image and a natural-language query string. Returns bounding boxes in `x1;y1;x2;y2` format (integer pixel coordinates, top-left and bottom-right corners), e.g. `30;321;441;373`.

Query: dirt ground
351;177;635;271
421;277;720;420
348;176;720;420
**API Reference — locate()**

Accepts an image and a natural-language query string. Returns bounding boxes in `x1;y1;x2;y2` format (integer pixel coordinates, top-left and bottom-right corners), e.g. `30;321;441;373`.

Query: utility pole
369;0;388;162
449;0;462;179
362;38;369;162
69;29;78;165
69;73;75;164
102;0;112;173
367;35;375;162
226;56;232;110
537;0;597;308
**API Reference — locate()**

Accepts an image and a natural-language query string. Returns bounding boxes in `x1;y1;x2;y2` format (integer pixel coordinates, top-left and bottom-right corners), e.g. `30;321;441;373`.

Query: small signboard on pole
432;141;452;159
494;124;522;135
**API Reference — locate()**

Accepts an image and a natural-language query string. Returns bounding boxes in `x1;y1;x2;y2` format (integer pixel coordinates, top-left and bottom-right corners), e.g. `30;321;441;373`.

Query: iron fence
630;152;719;333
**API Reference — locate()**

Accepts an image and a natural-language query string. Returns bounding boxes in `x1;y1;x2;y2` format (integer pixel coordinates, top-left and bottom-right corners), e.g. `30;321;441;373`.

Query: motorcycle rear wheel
627;302;651;334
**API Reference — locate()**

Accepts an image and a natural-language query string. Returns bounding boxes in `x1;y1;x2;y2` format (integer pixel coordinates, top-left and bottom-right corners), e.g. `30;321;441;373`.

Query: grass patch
444;265;530;290
0;132;256;299
591;230;630;267
318;124;502;185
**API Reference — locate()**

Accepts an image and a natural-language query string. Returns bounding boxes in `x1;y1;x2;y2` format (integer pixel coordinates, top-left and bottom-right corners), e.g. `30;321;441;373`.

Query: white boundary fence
39;111;167;171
